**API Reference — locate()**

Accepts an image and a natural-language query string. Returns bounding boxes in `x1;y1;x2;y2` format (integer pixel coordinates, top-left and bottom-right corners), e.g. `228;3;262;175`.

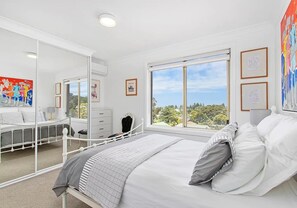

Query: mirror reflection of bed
0;28;89;184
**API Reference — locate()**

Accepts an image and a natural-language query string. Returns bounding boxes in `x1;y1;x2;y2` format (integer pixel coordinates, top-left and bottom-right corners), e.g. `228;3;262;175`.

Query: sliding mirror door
0;28;37;183
37;42;89;171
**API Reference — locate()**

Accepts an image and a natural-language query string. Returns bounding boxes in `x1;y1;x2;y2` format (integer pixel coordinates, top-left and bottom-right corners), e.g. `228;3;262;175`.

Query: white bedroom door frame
0;16;95;188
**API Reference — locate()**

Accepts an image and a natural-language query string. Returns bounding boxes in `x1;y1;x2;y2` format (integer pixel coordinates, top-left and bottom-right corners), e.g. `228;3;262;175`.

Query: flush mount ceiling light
99;13;116;27
26;52;37;59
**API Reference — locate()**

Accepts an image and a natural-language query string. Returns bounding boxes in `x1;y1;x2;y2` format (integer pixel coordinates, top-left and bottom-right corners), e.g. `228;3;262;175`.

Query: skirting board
65;187;103;208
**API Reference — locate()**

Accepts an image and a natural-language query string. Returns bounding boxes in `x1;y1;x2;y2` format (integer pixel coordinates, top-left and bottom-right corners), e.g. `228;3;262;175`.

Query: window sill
70;118;87;123
145;125;216;138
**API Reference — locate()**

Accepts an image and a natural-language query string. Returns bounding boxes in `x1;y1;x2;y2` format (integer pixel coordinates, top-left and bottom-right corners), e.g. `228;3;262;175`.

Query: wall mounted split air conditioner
92;57;108;76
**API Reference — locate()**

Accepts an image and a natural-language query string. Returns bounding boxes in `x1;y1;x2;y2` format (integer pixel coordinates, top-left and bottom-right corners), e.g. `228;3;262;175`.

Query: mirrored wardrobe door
0;28;37;183
36;42;89;171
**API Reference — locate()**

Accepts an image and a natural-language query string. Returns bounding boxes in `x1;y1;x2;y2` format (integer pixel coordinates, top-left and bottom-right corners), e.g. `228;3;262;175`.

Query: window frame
147;50;231;133
65;78;88;119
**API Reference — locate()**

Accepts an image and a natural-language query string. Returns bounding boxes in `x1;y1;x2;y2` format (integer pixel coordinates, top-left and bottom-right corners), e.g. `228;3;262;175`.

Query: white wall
106;23;276;134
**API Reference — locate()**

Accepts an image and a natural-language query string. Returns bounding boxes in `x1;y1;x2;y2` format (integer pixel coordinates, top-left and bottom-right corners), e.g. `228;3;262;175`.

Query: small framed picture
241;82;268;111
126;78;137;96
91;79;100;102
241;47;268;79
55;83;61;95
55;96;61;108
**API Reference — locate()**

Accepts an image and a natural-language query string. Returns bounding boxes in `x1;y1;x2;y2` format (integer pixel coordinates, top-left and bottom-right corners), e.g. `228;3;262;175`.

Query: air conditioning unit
92;62;108;76
92;57;108;76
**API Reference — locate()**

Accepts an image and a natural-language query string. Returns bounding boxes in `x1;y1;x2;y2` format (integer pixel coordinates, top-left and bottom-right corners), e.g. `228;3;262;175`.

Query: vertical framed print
281;0;297;112
241;82;268;111
55;96;61;108
126;78;137;96
91;79;100;102
241;47;268;79
55;82;61;95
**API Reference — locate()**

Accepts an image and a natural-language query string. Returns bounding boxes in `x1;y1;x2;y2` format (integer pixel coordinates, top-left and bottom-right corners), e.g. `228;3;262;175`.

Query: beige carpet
0;168;90;208
0;140;86;183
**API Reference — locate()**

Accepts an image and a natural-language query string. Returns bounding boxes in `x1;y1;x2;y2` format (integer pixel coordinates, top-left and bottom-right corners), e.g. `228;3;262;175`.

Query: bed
53;114;297;208
0;111;74;163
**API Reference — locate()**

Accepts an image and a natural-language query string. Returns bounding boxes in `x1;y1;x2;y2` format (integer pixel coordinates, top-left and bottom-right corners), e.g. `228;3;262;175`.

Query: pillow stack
189;122;238;185
211;125;265;192
210;113;297;196
1;112;24;124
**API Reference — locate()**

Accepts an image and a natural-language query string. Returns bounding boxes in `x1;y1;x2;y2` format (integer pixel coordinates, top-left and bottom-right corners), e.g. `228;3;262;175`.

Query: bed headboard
250;109;272;126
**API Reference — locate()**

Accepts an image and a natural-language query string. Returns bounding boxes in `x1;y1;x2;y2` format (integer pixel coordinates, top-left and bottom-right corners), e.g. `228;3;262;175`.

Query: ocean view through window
150;50;230;130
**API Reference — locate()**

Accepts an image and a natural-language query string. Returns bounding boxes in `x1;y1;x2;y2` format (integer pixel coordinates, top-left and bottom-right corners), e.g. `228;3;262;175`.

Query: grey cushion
189;122;238;185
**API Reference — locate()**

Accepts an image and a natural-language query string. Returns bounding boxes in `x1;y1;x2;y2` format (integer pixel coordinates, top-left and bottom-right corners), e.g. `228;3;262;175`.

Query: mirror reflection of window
66;80;88;119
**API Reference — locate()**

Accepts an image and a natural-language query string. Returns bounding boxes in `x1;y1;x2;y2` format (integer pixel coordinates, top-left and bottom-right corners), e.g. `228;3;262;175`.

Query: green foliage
152;99;228;129
68;93;88;119
159;106;181;127
213;113;228;125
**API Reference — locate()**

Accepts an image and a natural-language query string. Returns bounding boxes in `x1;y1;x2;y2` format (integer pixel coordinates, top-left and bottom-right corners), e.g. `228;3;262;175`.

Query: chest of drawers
91;108;112;139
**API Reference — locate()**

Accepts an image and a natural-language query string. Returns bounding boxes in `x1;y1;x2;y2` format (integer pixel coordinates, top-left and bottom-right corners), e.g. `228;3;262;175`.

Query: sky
152;61;227;107
69;81;88;97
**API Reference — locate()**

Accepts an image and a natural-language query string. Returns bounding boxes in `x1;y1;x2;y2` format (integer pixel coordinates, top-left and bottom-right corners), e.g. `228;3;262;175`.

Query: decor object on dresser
125;78;137;96
47;107;55;120
241;82;268;111
55;96;61;108
55;82;61;95
240;47;268;79
0;76;33;107
281;0;297;112
91;79;100;102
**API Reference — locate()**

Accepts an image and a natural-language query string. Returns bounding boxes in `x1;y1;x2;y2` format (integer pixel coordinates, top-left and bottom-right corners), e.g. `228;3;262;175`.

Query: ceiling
0;0;278;61
0;28;88;73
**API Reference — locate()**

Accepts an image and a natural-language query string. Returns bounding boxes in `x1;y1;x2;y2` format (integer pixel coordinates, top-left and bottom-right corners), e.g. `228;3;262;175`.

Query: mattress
0;120;74;149
119;140;297;208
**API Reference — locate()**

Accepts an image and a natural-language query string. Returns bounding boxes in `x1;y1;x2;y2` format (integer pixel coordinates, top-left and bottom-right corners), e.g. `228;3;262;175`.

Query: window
66;79;88;119
150;49;230;130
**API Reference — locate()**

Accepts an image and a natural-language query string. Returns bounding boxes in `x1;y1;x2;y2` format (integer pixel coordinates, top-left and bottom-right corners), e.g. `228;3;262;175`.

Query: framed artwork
241;82;268;111
126;78;137;96
0;76;33;107
55;96;61;108
281;0;297;112
241;47;268;79
55;83;61;95
91;79;100;102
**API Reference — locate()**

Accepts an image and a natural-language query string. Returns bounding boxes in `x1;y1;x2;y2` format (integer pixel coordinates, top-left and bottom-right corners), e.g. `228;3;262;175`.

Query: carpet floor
0;168;90;208
0;140;86;183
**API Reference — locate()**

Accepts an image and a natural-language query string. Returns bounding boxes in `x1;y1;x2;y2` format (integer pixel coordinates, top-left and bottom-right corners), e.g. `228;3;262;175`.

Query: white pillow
0;113;2;124
22;111;45;123
226;116;297;196
268;117;297;159
236;122;252;136
256;114;285;137
2;112;24;124
211;126;266;193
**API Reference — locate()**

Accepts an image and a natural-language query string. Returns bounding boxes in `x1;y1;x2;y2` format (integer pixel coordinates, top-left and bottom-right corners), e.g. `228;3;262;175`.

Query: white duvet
119;140;297;208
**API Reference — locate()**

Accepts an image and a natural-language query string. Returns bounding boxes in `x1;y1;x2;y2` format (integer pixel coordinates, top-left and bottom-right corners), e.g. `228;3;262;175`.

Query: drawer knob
99;113;104;115
99;120;104;123
99;128;104;130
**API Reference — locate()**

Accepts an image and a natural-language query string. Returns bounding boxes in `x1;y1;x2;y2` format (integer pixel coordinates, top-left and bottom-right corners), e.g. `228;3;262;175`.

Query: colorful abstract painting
281;0;297;111
0;76;33;107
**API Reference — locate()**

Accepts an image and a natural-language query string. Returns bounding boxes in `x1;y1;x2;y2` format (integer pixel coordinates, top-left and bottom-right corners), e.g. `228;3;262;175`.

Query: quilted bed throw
79;134;182;208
